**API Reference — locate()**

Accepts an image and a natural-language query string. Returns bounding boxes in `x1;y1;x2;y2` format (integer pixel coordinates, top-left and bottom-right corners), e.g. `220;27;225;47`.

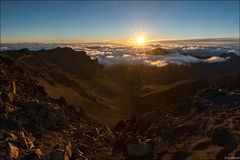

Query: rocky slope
0;48;127;125
0;54;117;159
1;48;239;124
113;86;240;160
0;48;239;160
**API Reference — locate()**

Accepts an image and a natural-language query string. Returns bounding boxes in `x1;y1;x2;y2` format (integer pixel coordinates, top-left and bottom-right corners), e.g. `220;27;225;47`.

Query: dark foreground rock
0;55;114;159
112;86;240;160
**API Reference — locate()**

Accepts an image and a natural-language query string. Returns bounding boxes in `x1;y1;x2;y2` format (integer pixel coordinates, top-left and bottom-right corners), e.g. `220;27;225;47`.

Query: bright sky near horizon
1;1;239;43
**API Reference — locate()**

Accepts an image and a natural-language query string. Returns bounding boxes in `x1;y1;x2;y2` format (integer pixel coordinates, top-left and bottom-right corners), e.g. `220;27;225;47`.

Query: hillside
0;48;239;159
1;48;239;124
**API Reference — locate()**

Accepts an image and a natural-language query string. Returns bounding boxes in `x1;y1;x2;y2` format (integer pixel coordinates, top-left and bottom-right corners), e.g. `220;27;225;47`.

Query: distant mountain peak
13;48;30;54
145;47;170;55
48;47;75;52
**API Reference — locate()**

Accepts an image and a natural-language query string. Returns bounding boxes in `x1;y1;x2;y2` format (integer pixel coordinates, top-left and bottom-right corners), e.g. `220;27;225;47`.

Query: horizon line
1;36;239;45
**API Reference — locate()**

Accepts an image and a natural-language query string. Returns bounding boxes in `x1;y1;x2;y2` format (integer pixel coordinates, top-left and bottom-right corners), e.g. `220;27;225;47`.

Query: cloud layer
93;52;231;67
1;39;238;68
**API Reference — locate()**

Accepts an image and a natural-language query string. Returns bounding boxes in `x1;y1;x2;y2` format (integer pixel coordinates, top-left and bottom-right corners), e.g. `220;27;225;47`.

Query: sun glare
136;37;145;45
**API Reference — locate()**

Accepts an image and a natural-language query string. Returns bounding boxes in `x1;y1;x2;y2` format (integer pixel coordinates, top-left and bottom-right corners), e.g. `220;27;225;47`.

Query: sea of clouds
1;39;239;68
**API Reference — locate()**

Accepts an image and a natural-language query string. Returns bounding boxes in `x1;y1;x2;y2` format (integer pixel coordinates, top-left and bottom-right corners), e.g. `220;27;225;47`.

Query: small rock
8;143;19;159
51;143;72;160
76;149;88;160
7;132;17;140
65;142;72;158
18;131;34;150
35;148;43;158
105;124;113;137
10;81;16;95
218;89;228;94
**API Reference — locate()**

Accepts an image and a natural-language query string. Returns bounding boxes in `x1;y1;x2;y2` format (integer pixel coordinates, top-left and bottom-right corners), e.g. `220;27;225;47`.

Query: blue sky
1;1;239;43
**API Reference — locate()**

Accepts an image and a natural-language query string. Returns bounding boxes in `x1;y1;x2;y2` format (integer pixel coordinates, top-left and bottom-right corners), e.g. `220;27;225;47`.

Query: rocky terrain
113;86;240;160
0;53;116;159
0;48;239;159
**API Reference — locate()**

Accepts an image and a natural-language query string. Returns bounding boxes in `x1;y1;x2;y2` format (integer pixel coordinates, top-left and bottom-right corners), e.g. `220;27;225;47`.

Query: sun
136;37;145;45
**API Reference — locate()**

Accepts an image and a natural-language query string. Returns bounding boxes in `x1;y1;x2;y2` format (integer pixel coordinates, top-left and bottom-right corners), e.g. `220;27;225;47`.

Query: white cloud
86;50;105;56
106;55;114;59
204;56;230;63
163;54;201;65
144;60;168;67
123;54;131;58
